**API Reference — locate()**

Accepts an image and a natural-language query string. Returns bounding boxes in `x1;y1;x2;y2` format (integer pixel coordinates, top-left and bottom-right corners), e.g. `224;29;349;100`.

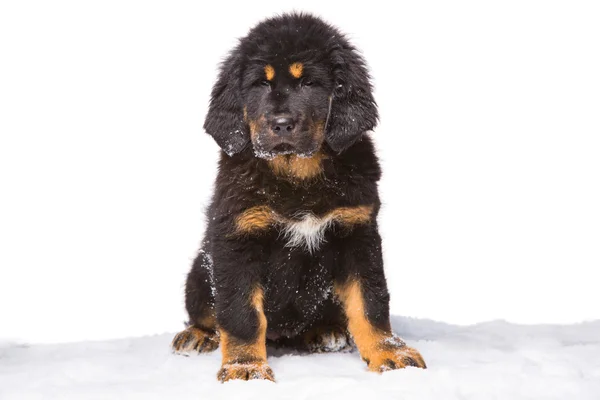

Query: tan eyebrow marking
289;62;303;79
264;64;275;81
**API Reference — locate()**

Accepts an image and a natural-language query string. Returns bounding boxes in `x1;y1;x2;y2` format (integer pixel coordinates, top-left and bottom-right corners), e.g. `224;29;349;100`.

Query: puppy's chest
235;202;374;253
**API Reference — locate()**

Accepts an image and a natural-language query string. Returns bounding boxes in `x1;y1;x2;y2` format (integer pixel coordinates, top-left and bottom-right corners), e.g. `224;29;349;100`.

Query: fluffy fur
171;13;426;383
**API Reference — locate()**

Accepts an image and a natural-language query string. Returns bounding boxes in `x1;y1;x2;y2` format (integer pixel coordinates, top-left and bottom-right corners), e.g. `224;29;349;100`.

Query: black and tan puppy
171;13;426;382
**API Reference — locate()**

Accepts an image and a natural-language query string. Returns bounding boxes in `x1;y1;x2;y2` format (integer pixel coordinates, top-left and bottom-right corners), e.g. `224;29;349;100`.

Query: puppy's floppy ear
326;43;378;153
203;48;249;155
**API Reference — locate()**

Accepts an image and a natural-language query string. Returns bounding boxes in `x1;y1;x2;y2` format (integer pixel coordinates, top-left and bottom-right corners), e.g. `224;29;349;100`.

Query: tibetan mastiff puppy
172;13;426;382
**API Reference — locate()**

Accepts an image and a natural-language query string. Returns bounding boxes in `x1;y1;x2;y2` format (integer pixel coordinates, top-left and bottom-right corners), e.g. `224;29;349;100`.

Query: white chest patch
234;204;374;254
280;213;335;254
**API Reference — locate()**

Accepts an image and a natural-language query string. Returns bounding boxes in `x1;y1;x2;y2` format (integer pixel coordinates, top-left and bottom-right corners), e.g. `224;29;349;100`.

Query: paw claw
217;362;275;383
171;326;219;355
382;359;397;371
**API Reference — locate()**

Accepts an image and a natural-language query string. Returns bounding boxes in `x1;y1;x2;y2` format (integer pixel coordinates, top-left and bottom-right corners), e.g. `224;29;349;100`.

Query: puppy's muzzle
266;114;299;153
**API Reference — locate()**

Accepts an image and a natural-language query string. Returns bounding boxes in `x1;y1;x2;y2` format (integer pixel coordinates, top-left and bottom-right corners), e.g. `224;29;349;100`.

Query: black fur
204;13;378;156
185;12;389;354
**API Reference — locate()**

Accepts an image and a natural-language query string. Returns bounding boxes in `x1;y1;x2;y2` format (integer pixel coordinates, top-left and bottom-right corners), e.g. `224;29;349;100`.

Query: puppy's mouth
253;138;319;159
271;143;295;153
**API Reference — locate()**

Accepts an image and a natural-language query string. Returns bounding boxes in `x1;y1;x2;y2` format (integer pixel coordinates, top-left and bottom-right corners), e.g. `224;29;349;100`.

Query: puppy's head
204;13;378;158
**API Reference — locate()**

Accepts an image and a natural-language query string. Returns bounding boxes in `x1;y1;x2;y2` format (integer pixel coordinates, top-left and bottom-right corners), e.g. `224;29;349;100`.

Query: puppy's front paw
171;326;219;355
217;361;275;382
364;336;426;372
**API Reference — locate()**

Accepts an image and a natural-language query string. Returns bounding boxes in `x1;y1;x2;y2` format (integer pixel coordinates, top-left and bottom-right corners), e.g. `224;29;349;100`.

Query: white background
1;0;599;344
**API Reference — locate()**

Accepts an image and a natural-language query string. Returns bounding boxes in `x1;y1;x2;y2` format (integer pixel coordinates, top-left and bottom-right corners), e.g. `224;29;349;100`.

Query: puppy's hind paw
304;326;354;353
171;326;219;355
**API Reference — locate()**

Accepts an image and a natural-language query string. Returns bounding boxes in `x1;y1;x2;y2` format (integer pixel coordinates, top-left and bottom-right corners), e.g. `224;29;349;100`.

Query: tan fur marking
264;64;275;81
328;205;374;227
268;152;326;180
248;115;267;140
233;204;373;238
334;280;387;361
218;287;274;381
334;280;426;371
243;106;248;123
219;288;267;364
235;206;277;234
314;120;325;141
289;62;303;78
248;119;259;139
197;313;217;331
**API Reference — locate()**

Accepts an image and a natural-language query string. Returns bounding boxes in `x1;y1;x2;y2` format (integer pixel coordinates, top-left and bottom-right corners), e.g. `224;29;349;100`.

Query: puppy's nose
270;115;295;135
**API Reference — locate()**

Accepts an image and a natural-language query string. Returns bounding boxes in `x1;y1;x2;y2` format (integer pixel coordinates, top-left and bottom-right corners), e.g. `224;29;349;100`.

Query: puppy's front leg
217;286;273;382
212;237;274;382
334;227;427;372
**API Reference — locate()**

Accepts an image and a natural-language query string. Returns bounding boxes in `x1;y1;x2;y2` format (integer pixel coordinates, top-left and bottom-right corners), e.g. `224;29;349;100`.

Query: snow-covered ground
2;317;599;400
2;1;600;346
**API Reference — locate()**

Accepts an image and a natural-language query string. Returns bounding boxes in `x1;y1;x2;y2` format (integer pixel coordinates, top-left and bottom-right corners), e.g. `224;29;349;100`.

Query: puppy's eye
301;78;314;87
260;80;271;87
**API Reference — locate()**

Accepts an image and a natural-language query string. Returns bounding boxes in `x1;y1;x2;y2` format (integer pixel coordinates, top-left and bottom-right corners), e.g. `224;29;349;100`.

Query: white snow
1;317;599;400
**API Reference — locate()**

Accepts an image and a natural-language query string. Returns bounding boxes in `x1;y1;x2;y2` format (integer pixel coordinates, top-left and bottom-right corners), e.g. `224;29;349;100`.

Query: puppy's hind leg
172;248;219;354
